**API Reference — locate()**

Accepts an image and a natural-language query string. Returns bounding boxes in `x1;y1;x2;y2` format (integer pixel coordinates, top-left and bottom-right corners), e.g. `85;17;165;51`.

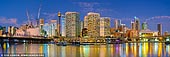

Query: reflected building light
83;46;89;57
61;47;66;57
158;43;162;57
39;45;43;53
125;43;129;57
139;43;142;57
154;43;158;55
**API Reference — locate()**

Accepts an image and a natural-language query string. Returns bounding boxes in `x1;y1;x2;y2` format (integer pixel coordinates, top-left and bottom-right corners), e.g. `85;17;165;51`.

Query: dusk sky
0;0;170;32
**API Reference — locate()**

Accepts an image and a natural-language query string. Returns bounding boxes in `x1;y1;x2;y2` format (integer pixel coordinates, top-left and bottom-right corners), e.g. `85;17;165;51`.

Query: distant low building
14;29;25;37
0;30;2;36
139;29;158;37
26;28;41;36
129;30;138;38
164;31;169;36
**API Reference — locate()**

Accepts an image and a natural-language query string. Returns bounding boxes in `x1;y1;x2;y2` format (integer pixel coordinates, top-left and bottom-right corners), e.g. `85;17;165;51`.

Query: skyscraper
131;21;135;30
58;11;61;36
142;22;147;30
114;19;118;29
134;17;140;31
80;21;84;37
50;20;57;37
65;12;80;38
39;18;44;36
157;23;162;36
120;24;126;32
84;12;100;38
61;15;66;37
100;17;110;37
117;20;121;28
84;16;88;28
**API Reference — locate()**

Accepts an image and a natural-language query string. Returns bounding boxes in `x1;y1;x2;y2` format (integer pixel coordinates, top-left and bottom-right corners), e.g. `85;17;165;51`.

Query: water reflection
0;43;170;57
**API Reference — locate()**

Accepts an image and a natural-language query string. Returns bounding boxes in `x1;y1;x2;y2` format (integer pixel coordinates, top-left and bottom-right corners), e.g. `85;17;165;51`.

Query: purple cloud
0;17;17;24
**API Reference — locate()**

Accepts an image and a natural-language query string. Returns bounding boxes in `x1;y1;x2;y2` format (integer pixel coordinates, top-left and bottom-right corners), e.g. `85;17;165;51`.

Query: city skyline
0;0;170;32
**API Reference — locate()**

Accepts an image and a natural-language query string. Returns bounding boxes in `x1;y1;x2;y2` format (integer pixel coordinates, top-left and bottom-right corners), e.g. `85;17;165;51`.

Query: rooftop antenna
37;4;41;19
26;9;30;25
36;1;42;27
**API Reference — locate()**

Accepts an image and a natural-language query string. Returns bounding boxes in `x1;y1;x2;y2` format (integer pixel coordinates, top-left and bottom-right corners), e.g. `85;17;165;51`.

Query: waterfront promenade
0;36;170;45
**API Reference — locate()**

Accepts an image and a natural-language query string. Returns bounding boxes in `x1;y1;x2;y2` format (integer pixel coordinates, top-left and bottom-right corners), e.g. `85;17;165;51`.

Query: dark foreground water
0;43;170;57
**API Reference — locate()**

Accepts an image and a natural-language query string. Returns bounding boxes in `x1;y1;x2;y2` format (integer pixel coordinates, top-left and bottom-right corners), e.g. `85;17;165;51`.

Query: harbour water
0;42;170;57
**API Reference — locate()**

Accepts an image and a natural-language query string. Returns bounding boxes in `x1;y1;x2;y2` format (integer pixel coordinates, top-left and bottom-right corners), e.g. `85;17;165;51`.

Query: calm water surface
0;43;170;57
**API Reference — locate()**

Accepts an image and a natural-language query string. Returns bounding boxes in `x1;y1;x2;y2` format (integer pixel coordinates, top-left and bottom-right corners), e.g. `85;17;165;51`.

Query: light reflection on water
0;43;170;57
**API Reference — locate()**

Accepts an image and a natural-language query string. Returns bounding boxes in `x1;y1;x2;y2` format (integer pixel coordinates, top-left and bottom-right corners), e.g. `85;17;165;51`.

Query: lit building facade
142;22;147;30
65;12;80;38
80;21;84;37
131;21;136;30
134;17;140;31
100;17;110;37
26;28;40;36
43;20;58;37
139;29;158;37
114;19;118;29
157;23;162;36
14;29;25;37
85;12;100;38
49;20;58;37
61;15;66;37
164;31;168;36
8;26;16;36
0;30;2;36
43;23;50;37
84;16;88;28
39;18;44;36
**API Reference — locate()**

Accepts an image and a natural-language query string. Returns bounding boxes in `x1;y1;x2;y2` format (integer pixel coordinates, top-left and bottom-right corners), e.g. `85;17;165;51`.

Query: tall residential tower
100;17;110;37
84;12;100;38
65;12;80;38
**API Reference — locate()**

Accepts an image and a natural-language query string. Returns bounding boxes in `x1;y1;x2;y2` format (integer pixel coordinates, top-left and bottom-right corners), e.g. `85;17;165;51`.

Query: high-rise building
65;12;80;38
39;18;44;36
157;23;162;36
118;20;122;29
118;20;121;26
131;21;136;30
84;16;88;28
80;21;84;37
82;28;88;37
100;17;110;37
114;19;118;29
43;23;50;37
61;15;66;37
58;11;61;36
134;17;140;31
50;20;58;37
84;12;100;38
142;22;147;30
120;24;126;32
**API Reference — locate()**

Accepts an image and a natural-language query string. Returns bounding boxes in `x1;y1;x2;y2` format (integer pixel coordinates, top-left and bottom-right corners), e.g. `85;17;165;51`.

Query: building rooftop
140;29;158;33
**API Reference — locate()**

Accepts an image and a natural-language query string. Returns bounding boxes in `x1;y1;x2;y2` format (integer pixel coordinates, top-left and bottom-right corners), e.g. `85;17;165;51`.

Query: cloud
0;17;17;24
146;16;170;21
42;12;58;19
42;12;58;22
75;2;100;8
73;2;101;12
73;2;120;17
